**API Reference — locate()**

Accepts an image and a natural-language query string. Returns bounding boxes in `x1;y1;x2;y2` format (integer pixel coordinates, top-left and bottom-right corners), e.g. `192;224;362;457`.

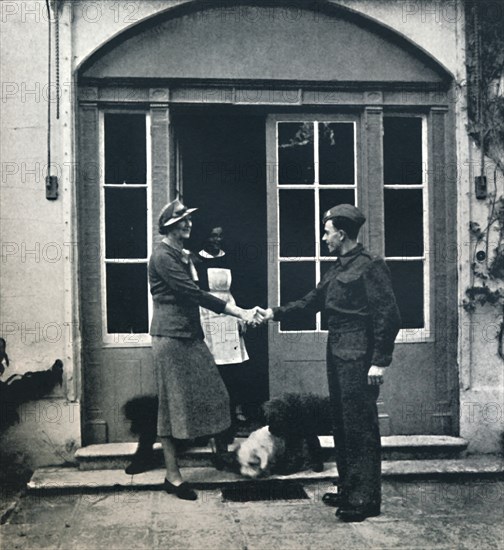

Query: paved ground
1;478;503;549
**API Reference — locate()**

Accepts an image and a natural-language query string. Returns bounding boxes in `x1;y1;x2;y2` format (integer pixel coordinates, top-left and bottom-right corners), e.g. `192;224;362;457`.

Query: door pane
387;260;424;328
106;263;149;333
105;113;146;184
319;122;354;184
384;189;423;257
278;122;314;184
279;262;316;331
279;189;315;257
105;188;147;259
383;118;422;184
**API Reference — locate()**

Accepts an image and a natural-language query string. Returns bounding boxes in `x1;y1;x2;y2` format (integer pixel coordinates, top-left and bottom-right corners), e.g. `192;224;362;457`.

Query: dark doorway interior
176;109;269;409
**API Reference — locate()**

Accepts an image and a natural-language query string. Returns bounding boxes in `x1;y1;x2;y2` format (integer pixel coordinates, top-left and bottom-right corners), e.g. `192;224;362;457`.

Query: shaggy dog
122;395;159;474
235;393;333;478
122;392;334;478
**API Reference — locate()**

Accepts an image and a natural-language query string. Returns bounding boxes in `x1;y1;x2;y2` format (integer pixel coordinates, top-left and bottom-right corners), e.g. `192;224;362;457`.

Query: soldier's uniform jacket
272;244;401;367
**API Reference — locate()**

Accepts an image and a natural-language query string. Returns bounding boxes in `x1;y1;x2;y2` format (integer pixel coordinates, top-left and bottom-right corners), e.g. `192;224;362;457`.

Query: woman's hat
158;200;198;229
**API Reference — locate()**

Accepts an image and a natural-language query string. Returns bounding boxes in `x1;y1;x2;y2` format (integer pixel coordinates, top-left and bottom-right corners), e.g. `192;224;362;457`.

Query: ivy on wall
463;1;504;358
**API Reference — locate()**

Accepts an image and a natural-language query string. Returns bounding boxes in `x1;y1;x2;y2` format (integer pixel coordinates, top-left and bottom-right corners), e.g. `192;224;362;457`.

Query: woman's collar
162;236;183;252
198;249;225;259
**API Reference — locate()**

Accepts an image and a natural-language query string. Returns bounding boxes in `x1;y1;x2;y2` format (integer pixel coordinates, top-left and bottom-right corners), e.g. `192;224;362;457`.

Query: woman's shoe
163;479;197;501
125;455;157;475
213;452;233;471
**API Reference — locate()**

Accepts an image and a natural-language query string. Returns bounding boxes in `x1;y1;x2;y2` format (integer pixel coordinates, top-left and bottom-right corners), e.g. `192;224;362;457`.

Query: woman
149;200;256;501
196;225;250;427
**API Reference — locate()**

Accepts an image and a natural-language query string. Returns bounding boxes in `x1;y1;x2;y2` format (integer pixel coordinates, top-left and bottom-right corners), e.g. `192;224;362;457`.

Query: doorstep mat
221;481;309;502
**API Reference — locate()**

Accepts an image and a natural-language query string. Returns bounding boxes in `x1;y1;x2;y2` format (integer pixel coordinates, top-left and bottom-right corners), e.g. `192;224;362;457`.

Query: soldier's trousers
326;334;381;512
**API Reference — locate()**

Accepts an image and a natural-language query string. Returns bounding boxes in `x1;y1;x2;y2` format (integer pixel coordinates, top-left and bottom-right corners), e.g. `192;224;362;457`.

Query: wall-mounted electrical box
46;175;59;200
475;176;487;200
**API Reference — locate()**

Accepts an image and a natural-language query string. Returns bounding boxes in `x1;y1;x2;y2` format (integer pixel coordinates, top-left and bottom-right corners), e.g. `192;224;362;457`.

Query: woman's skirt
152;336;231;439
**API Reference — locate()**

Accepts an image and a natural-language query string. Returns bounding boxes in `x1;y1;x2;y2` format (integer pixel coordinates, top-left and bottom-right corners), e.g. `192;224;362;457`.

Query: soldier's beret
322;204;366;227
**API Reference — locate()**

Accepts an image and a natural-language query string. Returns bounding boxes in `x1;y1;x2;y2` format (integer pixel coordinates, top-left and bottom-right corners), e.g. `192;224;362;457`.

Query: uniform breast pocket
332;272;365;309
329;329;369;362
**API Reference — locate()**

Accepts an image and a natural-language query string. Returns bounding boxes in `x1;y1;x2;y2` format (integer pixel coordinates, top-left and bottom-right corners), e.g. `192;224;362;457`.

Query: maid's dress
197;250;249;365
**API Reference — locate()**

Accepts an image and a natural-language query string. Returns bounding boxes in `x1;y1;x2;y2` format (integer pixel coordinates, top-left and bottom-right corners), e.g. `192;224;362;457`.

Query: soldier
258;204;401;522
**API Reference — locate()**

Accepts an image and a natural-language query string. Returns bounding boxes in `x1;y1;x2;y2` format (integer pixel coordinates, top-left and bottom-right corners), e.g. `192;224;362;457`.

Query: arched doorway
77;2;458;443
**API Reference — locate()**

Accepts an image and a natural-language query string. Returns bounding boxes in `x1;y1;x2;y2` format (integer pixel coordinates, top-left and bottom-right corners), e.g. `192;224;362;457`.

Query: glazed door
266;111;458;435
78;105;176;443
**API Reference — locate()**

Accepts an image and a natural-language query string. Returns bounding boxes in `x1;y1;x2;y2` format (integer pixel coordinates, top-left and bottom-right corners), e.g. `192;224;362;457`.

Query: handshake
240;306;273;327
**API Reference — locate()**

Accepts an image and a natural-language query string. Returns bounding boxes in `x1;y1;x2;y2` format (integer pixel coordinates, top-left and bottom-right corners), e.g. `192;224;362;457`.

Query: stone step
28;455;504;493
74;436;469;471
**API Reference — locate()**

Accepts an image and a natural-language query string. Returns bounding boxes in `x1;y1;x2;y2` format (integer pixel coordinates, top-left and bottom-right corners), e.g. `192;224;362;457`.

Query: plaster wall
458;158;504;454
450;3;504;453
0;0;80;463
71;0;460;76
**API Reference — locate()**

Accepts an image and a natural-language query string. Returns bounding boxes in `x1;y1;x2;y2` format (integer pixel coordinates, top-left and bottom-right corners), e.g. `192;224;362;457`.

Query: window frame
383;113;432;342
271;112;432;342
99;109;153;347
273;114;360;334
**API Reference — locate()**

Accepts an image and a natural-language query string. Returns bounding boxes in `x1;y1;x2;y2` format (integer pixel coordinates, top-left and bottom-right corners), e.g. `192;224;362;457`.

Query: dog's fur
235;426;285;478
123;395;158;442
235;393;333;478
122;395;159;471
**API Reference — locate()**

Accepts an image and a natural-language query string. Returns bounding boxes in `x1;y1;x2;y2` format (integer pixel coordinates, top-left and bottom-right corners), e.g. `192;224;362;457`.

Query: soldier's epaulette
360;249;384;263
354;250;375;265
345;252;373;273
360;249;373;260
354;251;386;272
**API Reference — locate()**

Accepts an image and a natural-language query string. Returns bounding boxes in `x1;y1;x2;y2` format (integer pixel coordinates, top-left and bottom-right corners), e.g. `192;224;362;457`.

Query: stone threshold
28;455;504;493
75;435;468;459
75;435;469;470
